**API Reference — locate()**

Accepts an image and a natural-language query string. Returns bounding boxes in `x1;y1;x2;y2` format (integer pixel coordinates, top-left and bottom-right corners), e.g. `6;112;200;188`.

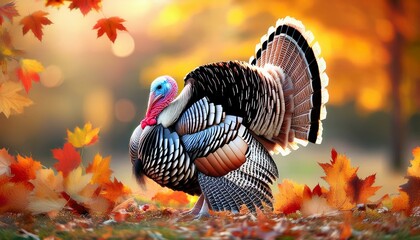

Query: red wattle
141;117;157;129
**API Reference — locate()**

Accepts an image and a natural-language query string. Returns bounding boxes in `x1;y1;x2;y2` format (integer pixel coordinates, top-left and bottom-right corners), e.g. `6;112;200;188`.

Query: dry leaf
93;17;127;43
66;122;100;148
9;155;42;189
152;189;190;207
0;81;33;118
100;177;131;203
52;143;82;176
45;0;66;8
20;11;52;41
16;59;44;93
0;175;30;213
69;0;101;15
0;1;19;25
64;166;96;203
86;154;112;184
0;148;15;176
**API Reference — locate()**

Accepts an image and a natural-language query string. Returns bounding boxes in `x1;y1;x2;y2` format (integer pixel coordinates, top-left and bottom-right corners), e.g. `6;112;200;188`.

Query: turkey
130;17;328;216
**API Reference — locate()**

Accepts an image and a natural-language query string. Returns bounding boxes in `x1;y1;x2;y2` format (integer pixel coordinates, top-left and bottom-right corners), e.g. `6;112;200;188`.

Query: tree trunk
388;0;404;171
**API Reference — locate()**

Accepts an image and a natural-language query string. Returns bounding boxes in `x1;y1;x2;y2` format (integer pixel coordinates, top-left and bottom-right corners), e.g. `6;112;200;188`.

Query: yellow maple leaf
67;122;100;148
273;179;311;214
64;166;97;203
0;81;33;118
407;147;420;177
86;154;113;184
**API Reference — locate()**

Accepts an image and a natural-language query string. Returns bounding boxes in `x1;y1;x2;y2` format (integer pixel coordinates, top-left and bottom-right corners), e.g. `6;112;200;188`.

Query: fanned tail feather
250;16;329;155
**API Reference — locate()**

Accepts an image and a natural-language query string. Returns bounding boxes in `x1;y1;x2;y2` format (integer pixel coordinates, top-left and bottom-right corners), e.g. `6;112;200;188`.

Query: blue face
150;76;172;97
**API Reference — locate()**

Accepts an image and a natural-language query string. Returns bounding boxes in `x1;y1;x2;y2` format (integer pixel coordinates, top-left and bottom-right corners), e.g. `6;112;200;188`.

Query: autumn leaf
0;81;33;118
319;149;357;210
100;177;131;203
69;0;101;16
28;169;66;214
67;122;100;148
274;179;312;214
9;155;42;189
0;175;30;213
52;143;82;176
64;166;97;203
93;17;127;43
393;147;420;215
20;10;52;41
348;173;381;204
16;59;44;93
45;0;66;8
86;154;112;184
0;148;15;176
152;189;190;207
0;1;19;25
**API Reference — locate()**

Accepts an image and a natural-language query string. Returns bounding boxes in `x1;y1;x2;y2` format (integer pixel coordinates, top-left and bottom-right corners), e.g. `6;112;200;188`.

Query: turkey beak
147;92;163;109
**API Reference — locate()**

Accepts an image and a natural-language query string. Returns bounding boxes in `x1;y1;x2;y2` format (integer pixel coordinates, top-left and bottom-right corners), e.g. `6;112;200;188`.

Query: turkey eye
156;85;162;90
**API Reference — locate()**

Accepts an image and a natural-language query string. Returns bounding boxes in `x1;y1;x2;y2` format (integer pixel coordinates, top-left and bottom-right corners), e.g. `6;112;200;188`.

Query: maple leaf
100;177;131;203
319;149;358;210
28;169;66;214
67;122;100;148
348;173;381;204
0;1;19;25
0;148;15;176
52;143;82;176
45;0;66;8
152;189;190;207
16;59;44;93
69;0;101;16
64;166;97;203
393;147;420;215
93;17;127;43
20;10;52;41
0;175;30;213
0;81;33;118
86;154;112;184
274;179;311;214
9;155;42;189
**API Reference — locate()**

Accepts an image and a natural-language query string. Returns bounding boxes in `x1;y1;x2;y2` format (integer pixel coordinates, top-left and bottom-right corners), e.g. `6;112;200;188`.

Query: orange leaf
20;11;52;41
400;176;420;214
0;148;15;176
348;174;381;204
93;17;127;43
66;122;100;148
407;147;420;177
152;189;190;207
28;169;66;214
86;154;112;184
100;177;131;203
45;0;66;8
274;179;309;214
0;1;19;25
69;0;101;16
0;81;33;118
9;155;42;189
0;175;30;213
392;191;409;213
319;149;358;210
16;59;44;93
52;143;82;176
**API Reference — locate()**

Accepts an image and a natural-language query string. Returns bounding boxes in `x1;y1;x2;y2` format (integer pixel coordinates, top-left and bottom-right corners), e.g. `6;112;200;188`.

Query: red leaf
0;1;19;25
52;143;82;176
93;17;127;43
9;155;42;190
20;11;52;41
100;178;131;203
45;0;66;8
69;0;101;16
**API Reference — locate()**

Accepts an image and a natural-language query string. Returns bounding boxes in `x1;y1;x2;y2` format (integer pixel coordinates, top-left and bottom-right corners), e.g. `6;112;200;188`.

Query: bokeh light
111;32;135;58
40;65;63;88
115;98;136;122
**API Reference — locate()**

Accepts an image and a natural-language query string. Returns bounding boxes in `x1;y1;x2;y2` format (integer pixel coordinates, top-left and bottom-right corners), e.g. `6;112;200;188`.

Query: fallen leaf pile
0;123;419;238
0;123;132;217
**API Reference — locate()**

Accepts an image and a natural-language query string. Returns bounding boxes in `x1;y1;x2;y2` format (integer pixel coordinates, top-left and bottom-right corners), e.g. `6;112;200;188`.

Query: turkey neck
157;83;193;127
